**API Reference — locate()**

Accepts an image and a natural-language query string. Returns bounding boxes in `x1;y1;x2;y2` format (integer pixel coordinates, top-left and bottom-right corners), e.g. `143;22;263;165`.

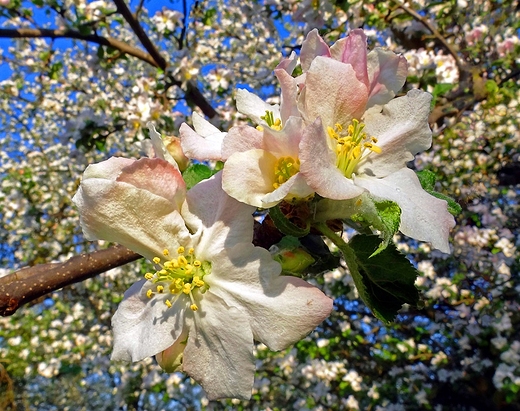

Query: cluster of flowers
73;29;454;399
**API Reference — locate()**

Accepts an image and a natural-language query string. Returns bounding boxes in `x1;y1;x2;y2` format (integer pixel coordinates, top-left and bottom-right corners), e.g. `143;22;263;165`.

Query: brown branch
0;27;159;67
112;0;167;70
0;245;141;317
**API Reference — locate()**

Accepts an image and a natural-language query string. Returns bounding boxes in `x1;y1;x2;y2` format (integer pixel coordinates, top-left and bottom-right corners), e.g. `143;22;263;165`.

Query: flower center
273;156;300;189
144;247;210;311
258;110;282;131
327;119;381;179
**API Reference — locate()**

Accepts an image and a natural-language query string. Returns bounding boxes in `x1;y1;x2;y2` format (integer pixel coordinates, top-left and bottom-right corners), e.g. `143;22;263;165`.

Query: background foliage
0;0;519;409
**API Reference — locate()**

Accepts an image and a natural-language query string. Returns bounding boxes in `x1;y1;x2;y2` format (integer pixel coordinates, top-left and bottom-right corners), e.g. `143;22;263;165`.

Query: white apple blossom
72;154;332;399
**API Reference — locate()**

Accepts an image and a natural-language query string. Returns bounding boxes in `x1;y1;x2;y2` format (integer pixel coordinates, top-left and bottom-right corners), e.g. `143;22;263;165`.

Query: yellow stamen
162;249;169;256
273;156;300;189
177;246;185;254
165;299;172;308
190;304;198;311
153;257;161;264
157;285;164;293
144;272;154;280
328;119;382;179
146;289;153;298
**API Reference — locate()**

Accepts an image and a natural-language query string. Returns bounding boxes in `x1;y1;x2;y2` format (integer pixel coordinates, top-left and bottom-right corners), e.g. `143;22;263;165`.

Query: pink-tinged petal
263;116;304;158
301;57;369;126
81;156;136;180
111;280;188;362
222;125;264;158
235;88;280;125
73;170;190;260
179;114;225;161
275;50;298;74
366;49;408;107
183;292;255;400
209;243;333;351
261;173;314;208
300;118;365;200
147;122;179;167
330;29;369;87
275;69;300;122
354;168;455;253
222;149;277;208
300;29;331;72
182;172;255;258
360;89;433;178
116;158;186;210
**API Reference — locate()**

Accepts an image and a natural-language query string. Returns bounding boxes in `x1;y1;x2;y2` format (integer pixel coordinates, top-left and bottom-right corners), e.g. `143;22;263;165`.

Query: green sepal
348;235;420;324
416;170;462;216
182;163;216;189
269;205;310;237
314;194;401;255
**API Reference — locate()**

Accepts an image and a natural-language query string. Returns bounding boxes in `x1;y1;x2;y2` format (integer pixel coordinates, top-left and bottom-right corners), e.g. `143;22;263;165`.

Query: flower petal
330;29;369;87
147;122;179;167
263;116;304;158
179;113;225;161
275;68;300;122
209;243;333;351
359;89;433;178
182;172;255;259
182;291;255;400
301;56;368;126
367;49;408;107
354;168;455;253
222;125;264;158
73;159;190;260
222;148;278;208
235;88;280;125
300;118;365;200
300;28;331;72
261;173;314;208
115;157;186;210
275;50;298;74
111;280;188;362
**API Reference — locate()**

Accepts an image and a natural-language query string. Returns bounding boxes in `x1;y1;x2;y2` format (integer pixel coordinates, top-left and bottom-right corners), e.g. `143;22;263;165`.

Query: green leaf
348;235;420;324
182;163;215;189
416;170;462;216
269;205;310;237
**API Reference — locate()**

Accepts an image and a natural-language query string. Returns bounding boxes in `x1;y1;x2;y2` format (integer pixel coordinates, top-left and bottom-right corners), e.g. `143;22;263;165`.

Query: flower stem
313;223;364;296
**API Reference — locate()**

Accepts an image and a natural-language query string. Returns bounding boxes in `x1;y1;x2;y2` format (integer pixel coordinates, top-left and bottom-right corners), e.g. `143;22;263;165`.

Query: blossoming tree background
0;0;519;409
